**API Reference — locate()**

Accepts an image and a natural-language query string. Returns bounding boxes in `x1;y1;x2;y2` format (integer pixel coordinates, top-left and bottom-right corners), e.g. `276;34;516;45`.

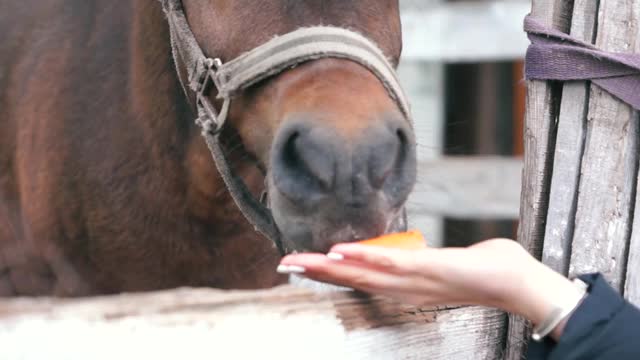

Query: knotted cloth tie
524;15;640;111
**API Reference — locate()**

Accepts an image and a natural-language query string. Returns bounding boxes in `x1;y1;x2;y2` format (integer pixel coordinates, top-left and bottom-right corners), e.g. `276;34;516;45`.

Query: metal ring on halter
193;58;230;135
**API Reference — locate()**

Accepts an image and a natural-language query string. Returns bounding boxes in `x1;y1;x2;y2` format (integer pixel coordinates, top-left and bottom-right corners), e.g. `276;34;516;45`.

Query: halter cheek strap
160;0;412;256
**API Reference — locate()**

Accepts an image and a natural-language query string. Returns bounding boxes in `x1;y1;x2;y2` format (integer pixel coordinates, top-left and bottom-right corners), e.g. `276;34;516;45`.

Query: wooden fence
1;0;639;359
0;286;506;359
506;0;640;358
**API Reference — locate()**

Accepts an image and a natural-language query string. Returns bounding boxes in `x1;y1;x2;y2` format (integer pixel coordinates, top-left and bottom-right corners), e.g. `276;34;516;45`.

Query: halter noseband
160;0;412;256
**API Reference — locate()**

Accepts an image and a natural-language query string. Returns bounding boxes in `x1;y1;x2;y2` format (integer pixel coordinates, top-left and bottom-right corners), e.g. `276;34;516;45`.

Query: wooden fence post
625;0;640;303
567;0;640;291
504;0;572;358
507;0;640;358
541;0;598;276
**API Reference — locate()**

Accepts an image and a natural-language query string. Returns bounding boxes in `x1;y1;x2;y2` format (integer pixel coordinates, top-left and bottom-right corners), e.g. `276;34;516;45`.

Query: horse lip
386;207;408;233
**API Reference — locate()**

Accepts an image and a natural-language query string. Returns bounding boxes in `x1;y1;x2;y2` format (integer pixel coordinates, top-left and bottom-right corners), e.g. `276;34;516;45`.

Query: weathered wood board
0;286;506;360
622;1;640;306
567;0;640;291
513;0;640;358
625;152;640;306
541;0;598;276
505;0;573;358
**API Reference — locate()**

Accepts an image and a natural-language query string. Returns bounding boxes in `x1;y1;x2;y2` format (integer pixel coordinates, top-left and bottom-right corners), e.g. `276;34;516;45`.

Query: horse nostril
380;124;416;207
271;118;416;210
394;127;410;177
272;124;336;205
368;127;409;190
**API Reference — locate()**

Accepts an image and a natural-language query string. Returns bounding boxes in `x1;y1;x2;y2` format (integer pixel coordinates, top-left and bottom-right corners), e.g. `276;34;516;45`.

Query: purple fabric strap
524;15;640;111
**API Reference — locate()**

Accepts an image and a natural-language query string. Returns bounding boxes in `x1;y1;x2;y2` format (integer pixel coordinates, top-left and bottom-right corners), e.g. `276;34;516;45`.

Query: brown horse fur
0;0;414;296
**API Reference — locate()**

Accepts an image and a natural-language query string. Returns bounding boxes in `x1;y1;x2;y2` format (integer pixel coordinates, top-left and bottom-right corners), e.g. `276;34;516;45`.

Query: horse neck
129;1;192;134
129;1;266;222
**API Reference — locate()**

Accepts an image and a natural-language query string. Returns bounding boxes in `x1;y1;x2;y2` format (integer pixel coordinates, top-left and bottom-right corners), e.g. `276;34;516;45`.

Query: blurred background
399;0;529;247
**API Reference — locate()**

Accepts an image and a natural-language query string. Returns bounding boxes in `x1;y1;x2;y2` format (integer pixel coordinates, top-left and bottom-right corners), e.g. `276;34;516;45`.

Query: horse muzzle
268;113;416;253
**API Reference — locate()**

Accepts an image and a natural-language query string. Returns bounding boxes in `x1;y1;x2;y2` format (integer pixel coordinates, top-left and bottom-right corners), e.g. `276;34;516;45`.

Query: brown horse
0;0;416;296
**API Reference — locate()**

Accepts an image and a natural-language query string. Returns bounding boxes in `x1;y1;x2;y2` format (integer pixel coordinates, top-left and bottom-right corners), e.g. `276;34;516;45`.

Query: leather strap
160;0;412;256
214;27;412;120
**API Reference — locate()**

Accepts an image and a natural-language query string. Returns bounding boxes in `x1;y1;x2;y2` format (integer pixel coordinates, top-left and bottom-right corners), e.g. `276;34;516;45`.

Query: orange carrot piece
356;230;426;249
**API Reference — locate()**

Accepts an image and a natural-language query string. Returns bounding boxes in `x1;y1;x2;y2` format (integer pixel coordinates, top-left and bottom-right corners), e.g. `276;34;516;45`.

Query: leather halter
160;0;412;256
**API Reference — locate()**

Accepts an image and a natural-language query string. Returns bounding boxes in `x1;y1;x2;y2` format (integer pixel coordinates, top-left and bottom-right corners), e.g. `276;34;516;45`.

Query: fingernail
326;252;344;261
276;265;306;274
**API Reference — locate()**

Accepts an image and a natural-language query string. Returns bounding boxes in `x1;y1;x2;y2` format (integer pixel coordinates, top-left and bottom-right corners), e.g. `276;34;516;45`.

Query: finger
279;254;475;306
326;243;425;274
320;246;467;301
279;253;426;294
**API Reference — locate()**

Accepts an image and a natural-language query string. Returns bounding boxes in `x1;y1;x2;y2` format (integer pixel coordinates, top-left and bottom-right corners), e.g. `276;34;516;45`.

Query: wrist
509;261;585;338
548;293;585;340
520;263;572;323
486;252;546;316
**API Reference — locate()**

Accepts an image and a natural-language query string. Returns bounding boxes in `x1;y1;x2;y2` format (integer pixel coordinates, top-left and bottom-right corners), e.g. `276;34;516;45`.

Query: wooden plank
515;0;572;277
626;149;640;306
400;1;530;62
622;1;640;306
568;0;640;291
346;306;505;359
408;156;522;220
541;0;598;276
0;286;506;360
504;1;573;358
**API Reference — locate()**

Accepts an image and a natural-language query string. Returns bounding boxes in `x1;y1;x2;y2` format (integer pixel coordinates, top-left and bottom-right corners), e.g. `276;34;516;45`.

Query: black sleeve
526;273;640;360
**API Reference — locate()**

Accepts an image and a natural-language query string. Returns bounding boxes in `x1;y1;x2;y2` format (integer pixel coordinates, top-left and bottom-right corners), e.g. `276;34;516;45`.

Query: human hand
279;238;583;339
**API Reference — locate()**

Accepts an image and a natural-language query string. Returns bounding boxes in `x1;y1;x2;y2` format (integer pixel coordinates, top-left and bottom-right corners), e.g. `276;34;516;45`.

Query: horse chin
274;206;408;254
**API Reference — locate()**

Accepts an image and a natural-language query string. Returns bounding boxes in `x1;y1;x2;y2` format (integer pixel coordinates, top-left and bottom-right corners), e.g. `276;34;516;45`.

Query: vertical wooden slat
513;61;525;157
622;1;640;306
568;0;640;291
541;0;598;276
513;61;526;240
504;1;573;358
625;139;640;305
514;0;572;277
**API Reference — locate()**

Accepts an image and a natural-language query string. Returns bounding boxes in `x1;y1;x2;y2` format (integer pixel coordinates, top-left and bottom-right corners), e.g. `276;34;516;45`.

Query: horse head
178;0;416;253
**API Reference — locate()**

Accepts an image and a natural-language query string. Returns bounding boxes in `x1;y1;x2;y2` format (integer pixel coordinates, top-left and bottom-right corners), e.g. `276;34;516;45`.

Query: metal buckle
194;58;229;135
